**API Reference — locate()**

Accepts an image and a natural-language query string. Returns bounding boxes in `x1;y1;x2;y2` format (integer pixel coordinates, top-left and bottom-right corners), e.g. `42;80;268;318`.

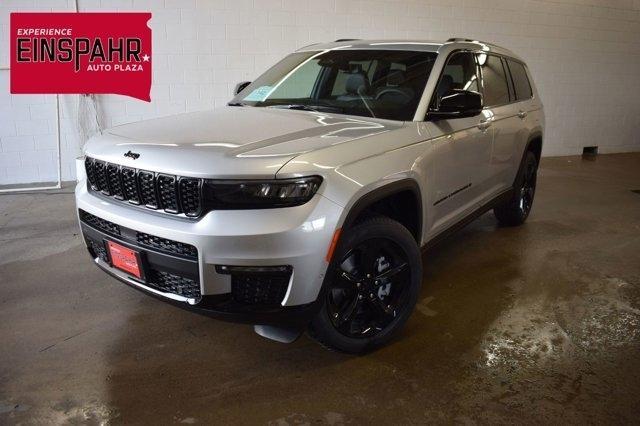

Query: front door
423;51;494;238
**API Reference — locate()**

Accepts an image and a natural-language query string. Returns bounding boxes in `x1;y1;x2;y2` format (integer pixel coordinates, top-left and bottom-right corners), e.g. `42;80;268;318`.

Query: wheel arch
511;131;542;188
340;178;423;245
525;131;543;164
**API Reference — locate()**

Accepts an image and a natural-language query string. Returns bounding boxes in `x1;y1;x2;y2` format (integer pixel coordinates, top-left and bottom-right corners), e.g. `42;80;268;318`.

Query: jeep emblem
124;150;140;159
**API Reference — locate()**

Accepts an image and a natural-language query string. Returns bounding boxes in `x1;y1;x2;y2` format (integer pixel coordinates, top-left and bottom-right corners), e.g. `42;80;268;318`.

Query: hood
84;106;403;179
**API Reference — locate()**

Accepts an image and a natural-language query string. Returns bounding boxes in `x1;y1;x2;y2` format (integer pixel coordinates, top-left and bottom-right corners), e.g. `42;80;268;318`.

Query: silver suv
76;38;543;353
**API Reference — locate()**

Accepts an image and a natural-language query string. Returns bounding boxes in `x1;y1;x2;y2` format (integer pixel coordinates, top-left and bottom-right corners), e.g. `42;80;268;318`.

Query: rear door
476;53;521;195
505;59;537;182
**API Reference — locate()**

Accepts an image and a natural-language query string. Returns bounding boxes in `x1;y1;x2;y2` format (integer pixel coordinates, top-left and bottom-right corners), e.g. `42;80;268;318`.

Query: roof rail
446;37;498;48
446;37;475;42
334;38;360;42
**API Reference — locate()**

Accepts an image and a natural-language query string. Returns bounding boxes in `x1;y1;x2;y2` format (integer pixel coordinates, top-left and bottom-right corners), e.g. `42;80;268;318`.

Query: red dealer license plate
107;240;142;279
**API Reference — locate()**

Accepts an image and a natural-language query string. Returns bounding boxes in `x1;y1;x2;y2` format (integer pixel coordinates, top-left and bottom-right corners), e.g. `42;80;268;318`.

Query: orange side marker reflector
326;228;342;263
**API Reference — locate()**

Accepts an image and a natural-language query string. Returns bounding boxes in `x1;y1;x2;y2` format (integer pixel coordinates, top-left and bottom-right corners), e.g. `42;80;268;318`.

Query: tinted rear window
478;54;510;106
507;60;533;100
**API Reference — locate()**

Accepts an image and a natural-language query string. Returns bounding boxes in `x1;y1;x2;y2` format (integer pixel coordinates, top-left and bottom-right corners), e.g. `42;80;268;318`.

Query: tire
494;150;538;226
309;216;422;354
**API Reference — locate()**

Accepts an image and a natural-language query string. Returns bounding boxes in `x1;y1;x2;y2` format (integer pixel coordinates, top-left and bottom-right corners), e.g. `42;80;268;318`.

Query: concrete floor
1;153;639;424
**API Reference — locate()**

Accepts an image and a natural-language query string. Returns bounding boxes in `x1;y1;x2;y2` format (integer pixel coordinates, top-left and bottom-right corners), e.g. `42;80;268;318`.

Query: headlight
202;176;322;209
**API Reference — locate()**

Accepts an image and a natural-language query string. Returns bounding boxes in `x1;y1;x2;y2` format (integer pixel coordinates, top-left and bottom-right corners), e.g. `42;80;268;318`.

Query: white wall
1;0;640;185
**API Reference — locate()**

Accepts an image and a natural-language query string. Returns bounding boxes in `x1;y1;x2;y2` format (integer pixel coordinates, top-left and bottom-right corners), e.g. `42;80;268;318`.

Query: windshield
231;49;438;121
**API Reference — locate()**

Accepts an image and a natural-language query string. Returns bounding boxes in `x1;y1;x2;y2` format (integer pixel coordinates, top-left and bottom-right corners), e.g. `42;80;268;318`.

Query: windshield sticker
243;86;272;101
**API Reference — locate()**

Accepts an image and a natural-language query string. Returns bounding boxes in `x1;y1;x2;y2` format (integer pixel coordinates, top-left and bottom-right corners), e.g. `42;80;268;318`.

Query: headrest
387;70;406;86
346;72;369;94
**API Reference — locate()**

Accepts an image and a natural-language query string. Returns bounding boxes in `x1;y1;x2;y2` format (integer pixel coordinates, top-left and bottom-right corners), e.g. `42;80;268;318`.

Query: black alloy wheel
328;238;410;338
494;150;538;226
519;155;537;216
309;216;422;353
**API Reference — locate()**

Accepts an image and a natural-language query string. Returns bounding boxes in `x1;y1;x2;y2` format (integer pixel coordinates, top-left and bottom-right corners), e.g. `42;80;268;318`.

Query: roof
296;38;522;62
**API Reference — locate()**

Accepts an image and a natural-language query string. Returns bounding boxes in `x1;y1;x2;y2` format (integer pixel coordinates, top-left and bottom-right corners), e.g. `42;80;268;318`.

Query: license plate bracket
106;240;144;279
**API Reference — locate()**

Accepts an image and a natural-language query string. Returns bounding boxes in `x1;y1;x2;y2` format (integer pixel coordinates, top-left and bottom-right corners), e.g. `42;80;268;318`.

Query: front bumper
93;256;319;328
75;179;343;325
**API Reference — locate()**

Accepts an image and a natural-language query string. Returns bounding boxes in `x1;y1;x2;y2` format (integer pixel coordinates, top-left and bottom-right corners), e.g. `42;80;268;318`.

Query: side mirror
233;81;251;96
429;89;483;119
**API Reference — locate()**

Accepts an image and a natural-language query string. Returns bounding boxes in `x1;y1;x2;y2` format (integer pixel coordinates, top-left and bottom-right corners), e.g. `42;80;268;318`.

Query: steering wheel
375;88;412;102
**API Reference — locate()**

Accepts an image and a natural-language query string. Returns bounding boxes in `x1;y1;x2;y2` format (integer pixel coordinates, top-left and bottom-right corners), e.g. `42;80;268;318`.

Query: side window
477;54;510;106
507;59;533;100
502;57;516;100
432;52;479;108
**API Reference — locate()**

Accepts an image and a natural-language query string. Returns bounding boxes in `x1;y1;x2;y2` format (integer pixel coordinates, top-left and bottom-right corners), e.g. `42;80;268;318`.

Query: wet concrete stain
1;153;640;424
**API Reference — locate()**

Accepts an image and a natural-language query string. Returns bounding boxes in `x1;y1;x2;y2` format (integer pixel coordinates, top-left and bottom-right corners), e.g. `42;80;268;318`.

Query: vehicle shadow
99;211;528;423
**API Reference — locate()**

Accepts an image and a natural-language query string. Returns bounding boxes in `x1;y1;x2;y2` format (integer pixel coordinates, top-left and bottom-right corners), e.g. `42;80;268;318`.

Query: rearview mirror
429;89;483;119
233;81;251;96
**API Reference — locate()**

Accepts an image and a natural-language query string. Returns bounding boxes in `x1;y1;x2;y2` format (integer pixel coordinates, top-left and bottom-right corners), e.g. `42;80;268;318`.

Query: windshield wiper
227;102;246;107
268;104;345;113
268;104;319;112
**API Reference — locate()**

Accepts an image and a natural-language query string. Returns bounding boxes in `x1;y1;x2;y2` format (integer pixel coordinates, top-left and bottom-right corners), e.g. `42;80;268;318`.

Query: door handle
517;110;528;119
477;119;492;131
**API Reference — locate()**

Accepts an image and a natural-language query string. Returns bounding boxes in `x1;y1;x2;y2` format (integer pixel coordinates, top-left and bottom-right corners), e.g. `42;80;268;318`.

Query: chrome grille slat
84;157;203;217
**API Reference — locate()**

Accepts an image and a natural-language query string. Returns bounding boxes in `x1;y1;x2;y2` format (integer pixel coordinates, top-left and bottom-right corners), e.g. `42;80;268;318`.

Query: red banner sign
10;12;152;101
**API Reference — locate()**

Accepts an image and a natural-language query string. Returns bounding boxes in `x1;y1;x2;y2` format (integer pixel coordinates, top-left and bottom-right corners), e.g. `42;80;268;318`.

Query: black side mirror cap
233;81;251;96
429;89;483;119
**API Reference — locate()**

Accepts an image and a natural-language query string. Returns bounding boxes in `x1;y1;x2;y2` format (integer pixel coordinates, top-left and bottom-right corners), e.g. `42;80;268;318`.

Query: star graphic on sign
142;54;150;62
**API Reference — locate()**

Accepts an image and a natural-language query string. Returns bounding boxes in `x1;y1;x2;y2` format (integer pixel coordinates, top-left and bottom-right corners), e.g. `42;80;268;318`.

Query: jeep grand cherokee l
76;38;544;353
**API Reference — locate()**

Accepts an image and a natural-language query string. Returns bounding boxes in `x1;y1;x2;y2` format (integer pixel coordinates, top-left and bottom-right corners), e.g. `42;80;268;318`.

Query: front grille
231;274;289;306
106;164;124;199
136;232;198;259
94;161;109;194
85;157;97;189
147;269;201;298
179;178;201;216
157;175;179;213
121;167;140;204
79;210;121;236
138;171;158;208
84;157;203;217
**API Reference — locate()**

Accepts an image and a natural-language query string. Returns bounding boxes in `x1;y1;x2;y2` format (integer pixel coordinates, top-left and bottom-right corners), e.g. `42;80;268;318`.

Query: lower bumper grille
79;210;197;260
136;232;198;259
229;270;291;306
147;269;201;298
87;239;109;263
79;209;201;300
79;210;121;236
